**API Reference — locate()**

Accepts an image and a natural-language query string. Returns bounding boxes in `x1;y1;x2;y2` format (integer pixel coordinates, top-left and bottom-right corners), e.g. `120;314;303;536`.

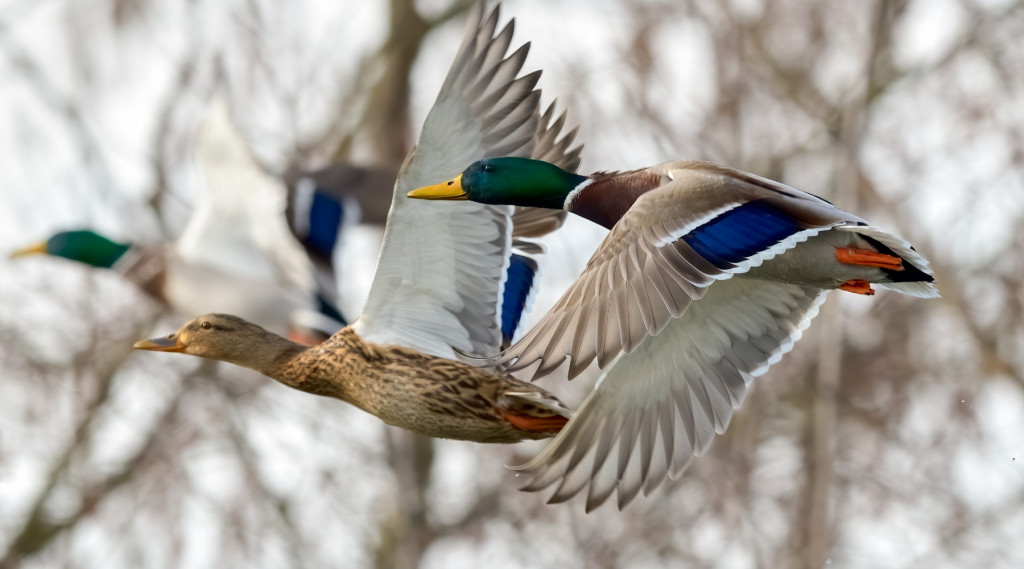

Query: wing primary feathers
357;2;558;357
513;280;831;510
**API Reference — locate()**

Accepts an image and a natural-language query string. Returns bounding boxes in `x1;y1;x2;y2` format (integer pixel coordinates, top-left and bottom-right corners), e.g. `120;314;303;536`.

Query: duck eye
482;164;494;172
200;321;212;330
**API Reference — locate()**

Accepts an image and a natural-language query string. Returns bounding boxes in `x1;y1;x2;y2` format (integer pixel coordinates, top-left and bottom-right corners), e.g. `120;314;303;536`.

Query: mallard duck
287;163;398;230
11;101;345;342
285;162;398;315
135;313;568;441
408;156;938;510
136;5;581;442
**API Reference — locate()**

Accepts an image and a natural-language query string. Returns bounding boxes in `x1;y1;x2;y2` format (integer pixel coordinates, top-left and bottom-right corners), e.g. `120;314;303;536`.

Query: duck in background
408;156;938;510
135;4;582;443
285;162;397;317
12;100;345;344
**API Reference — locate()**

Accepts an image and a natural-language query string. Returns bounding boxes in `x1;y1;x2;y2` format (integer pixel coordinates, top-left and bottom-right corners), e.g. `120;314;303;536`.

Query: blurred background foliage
1;0;1022;568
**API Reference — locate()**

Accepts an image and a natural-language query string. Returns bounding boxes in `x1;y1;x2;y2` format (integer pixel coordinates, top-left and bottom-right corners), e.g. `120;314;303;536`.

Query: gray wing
516;279;829;511
356;4;542;358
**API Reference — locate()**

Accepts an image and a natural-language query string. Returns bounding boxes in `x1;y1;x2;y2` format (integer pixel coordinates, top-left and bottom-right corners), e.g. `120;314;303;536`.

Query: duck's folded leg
500;391;572;436
502;411;570;434
835;247;904;270
840;279;875;295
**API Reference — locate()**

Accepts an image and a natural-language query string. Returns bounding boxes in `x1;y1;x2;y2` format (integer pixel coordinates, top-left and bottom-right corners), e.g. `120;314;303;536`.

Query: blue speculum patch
683;200;802;269
501;254;537;343
304;191;345;258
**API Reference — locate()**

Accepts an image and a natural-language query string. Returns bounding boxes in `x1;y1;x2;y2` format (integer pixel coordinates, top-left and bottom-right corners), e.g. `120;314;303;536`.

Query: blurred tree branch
1;366;191;568
318;0;476;167
0;15;116;194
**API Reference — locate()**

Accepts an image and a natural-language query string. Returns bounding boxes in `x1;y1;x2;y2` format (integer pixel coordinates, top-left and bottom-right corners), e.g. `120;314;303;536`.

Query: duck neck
564;170;662;229
222;333;313;392
251;327;369;402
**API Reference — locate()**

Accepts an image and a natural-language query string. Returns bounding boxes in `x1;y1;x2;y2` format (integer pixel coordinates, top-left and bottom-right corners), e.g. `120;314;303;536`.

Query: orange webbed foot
840;279;875;295
835;247;904;271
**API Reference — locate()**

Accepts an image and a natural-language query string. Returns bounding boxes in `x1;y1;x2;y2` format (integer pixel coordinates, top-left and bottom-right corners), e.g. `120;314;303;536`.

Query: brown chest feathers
567;169;663;229
114;246;168;301
272;328;569;443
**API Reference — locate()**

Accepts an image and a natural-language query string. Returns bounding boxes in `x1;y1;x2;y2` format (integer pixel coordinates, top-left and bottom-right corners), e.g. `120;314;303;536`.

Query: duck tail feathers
841;225;940;298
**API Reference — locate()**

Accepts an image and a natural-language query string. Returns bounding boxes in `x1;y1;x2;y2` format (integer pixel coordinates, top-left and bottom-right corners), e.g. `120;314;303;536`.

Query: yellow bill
133;335;186;352
10;242;47;258
407;174;468;200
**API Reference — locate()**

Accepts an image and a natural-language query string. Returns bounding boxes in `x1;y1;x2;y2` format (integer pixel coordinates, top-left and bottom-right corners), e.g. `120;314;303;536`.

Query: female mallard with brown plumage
136;314;567;442
408;156;938;510
136;4;580;443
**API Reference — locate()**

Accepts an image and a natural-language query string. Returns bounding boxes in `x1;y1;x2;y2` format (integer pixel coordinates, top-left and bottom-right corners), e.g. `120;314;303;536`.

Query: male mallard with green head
411;156;936;297
11;102;345;343
408;156;937;510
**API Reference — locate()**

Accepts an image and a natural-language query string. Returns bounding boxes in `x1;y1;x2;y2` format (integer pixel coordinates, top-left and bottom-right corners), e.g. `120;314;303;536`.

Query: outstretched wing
516;279;828;511
172;99;322;334
356;4;571;358
178;99;316;295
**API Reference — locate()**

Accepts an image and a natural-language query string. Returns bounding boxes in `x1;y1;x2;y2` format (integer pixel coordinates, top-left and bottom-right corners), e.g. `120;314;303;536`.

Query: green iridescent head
407;157;588;210
11;230;130;268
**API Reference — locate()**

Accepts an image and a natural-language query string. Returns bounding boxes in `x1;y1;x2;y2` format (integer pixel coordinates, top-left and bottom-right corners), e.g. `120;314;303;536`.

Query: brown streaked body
135;314;569;443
